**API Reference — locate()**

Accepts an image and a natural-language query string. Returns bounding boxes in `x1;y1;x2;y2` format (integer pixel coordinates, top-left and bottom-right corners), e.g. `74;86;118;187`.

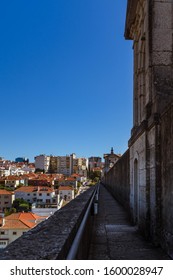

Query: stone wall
0;186;96;260
104;150;130;212
129;129;148;230
160;103;173;258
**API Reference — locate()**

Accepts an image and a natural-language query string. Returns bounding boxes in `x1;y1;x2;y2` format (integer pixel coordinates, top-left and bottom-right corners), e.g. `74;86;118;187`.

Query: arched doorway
134;159;139;224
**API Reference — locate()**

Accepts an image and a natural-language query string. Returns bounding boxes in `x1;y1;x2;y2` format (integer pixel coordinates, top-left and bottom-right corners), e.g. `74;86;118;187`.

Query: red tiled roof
1;212;45;229
0;189;12;195
14;186;54;193
5;176;20;180
59;186;74;191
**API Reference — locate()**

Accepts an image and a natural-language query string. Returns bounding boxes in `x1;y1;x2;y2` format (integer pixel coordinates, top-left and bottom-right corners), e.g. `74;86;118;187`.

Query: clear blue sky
0;0;133;162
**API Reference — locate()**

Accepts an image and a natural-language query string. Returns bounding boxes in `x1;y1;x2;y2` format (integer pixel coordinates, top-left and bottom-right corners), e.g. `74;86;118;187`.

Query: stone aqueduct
105;0;173;258
1;0;173;259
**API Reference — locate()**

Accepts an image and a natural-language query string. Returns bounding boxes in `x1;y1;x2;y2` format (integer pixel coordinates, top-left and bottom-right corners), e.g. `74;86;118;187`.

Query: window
39;193;42;196
47;193;50;196
27;193;30;196
0;241;6;245
0;231;5;235
13;232;17;235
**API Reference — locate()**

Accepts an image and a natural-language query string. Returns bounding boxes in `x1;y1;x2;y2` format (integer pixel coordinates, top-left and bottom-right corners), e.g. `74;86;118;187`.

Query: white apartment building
58;186;74;202
14;186;56;205
34;153;88;176
35;155;50;172
0;167;10;177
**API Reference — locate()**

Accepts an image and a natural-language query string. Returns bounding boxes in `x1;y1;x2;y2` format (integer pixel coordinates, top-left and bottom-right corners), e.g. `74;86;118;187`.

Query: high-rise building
57;155;72;176
34;155;50;172
88;156;102;172
49;156;58;173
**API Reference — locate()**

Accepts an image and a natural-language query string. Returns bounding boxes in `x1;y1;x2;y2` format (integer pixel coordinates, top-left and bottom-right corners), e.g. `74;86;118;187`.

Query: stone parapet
104;150;130;213
0;186;95;260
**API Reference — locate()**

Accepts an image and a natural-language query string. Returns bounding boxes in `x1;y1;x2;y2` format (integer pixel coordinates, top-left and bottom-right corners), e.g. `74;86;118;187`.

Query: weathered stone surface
124;0;173;258
161;105;173;258
104;150;130;212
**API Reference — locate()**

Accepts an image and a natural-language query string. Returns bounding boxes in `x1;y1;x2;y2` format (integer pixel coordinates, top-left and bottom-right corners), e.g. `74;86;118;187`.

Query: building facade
57;156;72;176
88;156;102;171
0;212;45;248
103;148;121;173
34;154;50;172
58;186;75;202
0;190;15;212
125;0;173;256
14;186;56;205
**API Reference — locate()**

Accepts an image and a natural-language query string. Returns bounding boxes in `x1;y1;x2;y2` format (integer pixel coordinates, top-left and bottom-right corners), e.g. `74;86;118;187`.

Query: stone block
153;2;172;29
152;30;172;52
152;51;172;66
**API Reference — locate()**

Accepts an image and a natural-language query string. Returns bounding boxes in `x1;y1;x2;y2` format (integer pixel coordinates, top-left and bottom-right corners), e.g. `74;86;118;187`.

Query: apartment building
72;157;88;177
34;153;88;176
88;156;102;171
49;156;58;173
57;156;72;176
14;186;57;205
34;154;50;172
54;177;77;189
0;190;15;211
0;167;10;177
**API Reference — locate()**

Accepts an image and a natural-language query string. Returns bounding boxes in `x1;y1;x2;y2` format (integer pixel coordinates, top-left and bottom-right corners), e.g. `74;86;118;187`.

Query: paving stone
88;184;170;260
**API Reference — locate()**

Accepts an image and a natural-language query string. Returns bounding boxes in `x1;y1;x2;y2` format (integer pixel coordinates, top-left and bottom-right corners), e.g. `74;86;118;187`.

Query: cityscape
1;0;173;266
0;149;120;249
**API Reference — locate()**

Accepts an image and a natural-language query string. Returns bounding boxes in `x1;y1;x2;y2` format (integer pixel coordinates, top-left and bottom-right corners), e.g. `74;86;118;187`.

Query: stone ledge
0;186;95;260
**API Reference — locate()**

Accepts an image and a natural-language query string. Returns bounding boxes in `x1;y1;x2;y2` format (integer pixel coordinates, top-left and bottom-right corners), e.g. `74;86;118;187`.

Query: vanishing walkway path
88;184;170;260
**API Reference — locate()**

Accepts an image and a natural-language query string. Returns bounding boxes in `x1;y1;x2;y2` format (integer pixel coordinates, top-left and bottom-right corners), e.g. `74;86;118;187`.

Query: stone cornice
124;0;138;39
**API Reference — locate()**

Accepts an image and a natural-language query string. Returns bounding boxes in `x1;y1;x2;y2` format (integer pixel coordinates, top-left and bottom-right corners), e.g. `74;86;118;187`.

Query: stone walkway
88;184;170;260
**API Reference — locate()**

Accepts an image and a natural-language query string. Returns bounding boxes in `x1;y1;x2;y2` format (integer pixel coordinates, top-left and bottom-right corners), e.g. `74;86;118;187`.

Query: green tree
89;171;101;181
12;198;31;212
4;207;17;217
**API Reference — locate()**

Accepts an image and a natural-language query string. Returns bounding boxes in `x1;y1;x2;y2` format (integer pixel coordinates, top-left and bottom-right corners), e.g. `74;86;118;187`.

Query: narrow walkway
88;184;170;260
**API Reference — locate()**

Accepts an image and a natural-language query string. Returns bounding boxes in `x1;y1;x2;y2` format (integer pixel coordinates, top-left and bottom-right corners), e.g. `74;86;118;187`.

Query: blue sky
0;0;133;162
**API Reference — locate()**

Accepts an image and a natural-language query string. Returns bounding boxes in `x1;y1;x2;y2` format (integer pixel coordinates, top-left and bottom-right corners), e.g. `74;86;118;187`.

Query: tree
12;198;31;212
89;171;101;182
4;207;16;216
